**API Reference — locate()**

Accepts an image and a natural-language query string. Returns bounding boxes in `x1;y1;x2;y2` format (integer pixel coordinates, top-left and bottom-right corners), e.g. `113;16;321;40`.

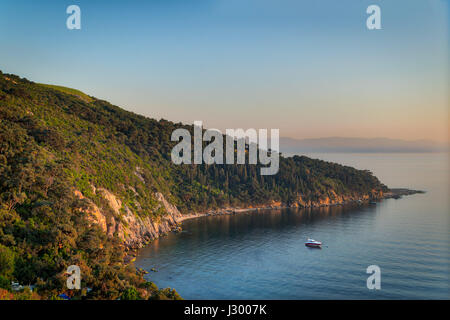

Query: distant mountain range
279;137;449;154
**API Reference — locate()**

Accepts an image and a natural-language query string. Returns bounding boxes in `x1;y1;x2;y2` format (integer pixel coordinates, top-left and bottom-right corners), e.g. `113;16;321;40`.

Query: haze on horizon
0;0;448;143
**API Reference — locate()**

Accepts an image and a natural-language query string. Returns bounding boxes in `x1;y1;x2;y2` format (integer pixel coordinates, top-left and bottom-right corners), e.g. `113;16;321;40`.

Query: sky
0;0;448;142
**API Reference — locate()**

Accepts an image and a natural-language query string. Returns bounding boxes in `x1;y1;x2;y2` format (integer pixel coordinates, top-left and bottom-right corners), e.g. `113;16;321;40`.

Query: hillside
0;71;387;299
38;84;94;103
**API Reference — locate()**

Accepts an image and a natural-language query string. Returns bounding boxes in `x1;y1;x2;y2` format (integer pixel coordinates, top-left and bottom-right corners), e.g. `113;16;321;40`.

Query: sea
135;153;449;299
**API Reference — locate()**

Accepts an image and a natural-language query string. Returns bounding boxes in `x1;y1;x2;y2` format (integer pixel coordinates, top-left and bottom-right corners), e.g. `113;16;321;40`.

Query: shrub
0;245;15;278
120;286;141;300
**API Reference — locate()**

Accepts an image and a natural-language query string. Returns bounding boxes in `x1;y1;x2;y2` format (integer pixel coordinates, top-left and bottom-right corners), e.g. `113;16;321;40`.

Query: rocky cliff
75;188;182;249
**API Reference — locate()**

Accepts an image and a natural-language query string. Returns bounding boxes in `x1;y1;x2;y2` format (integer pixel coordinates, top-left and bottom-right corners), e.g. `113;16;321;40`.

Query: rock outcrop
75;188;182;249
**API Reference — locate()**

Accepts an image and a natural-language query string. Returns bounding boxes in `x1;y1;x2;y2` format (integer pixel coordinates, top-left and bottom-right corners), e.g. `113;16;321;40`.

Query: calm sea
135;153;449;299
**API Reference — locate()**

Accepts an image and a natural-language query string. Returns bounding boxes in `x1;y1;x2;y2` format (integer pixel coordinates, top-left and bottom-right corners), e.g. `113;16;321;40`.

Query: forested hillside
0;71;387;299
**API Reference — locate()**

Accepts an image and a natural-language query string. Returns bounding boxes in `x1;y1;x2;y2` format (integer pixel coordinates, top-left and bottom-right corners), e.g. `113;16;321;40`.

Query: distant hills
279;137;449;154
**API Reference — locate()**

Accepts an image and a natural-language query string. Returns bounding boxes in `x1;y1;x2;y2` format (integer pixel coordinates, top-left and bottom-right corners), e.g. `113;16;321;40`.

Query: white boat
305;238;322;247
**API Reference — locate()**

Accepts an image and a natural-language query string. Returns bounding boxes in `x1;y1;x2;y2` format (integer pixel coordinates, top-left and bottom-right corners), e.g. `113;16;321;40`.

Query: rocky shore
174;188;425;224
77;186;424;262
384;188;425;199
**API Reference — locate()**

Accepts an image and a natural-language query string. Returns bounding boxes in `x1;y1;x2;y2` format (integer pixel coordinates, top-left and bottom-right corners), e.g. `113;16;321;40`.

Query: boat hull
305;243;322;248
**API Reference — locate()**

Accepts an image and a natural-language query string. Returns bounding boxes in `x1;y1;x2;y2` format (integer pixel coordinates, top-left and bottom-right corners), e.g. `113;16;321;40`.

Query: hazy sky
0;0;448;142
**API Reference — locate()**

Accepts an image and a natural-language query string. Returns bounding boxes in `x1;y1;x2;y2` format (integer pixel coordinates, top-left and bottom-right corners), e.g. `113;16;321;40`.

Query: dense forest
0;71;387;299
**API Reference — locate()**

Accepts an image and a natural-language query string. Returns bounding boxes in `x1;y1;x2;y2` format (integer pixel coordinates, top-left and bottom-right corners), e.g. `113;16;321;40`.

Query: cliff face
293;189;384;208
75;188;182;249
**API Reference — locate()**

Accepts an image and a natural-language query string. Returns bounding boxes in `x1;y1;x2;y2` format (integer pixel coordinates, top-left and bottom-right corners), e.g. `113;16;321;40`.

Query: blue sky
0;0;448;141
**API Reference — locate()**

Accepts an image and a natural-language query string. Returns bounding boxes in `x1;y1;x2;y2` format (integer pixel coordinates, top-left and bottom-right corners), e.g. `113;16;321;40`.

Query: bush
120;286;141;300
0;245;15;278
0;275;10;290
149;288;182;300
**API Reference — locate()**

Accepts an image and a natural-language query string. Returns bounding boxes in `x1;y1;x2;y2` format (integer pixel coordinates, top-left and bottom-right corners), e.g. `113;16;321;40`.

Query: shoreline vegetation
0;71;423;300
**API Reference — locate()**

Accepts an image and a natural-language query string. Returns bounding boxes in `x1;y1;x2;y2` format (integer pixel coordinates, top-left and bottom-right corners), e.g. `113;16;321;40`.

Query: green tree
0;244;15;278
120;286;141;300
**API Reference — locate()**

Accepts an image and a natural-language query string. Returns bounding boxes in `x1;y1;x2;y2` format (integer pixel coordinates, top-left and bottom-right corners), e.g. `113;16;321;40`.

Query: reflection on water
136;153;449;299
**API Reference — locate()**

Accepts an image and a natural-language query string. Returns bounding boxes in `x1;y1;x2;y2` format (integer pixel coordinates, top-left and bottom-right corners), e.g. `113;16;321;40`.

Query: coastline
174;207;278;224
174;188;425;225
128;188;424;263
